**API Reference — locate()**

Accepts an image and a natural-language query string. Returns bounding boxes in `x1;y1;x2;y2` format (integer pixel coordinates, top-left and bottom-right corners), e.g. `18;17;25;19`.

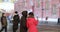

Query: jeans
0;26;7;32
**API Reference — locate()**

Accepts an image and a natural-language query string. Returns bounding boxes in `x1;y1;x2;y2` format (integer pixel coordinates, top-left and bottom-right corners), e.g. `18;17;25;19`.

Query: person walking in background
27;12;38;32
20;11;28;32
0;13;7;32
13;11;20;32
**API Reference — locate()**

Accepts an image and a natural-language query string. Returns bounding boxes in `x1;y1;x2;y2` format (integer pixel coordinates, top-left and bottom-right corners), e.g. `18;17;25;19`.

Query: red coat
27;18;38;32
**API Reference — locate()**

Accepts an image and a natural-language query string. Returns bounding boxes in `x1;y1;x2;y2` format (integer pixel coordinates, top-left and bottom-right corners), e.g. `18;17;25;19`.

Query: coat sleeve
34;19;38;26
1;17;4;25
26;19;29;28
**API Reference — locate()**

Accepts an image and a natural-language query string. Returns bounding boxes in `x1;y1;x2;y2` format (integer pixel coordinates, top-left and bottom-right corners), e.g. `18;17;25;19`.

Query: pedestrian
13;11;20;32
45;16;48;23
0;13;7;32
27;12;38;32
20;11;28;32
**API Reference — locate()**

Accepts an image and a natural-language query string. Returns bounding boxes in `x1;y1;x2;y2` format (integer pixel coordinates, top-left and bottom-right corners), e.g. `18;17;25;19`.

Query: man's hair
15;11;18;14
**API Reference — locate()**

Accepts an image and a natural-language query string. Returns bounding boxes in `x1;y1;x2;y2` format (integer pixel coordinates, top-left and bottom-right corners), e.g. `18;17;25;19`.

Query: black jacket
13;14;20;25
1;16;7;26
20;11;28;32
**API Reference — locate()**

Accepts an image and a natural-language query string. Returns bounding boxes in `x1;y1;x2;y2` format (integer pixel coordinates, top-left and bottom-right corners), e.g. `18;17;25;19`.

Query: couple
0;11;20;32
20;11;38;32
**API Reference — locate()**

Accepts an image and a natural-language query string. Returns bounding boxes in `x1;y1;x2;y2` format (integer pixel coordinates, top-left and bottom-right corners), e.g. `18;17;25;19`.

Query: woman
20;11;28;32
27;12;38;32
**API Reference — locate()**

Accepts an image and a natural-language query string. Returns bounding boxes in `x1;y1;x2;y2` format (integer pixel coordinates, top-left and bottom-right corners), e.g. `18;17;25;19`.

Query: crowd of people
0;11;38;32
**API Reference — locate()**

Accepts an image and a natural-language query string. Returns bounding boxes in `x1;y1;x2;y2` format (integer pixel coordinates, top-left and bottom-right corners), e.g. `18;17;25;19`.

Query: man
13;11;20;32
20;11;28;32
0;13;7;32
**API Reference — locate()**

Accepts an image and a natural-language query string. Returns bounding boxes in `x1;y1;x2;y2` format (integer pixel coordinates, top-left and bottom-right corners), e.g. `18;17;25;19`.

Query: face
4;13;6;16
14;13;17;15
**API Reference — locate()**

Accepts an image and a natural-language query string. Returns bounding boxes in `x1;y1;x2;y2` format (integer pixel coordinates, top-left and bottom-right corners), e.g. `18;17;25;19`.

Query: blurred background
0;0;60;32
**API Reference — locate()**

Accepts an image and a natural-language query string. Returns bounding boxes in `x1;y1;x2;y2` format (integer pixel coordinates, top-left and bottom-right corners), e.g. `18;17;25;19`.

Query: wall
15;0;60;19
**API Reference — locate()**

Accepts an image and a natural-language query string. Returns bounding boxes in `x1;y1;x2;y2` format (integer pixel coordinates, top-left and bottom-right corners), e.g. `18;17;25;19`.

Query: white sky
0;2;14;13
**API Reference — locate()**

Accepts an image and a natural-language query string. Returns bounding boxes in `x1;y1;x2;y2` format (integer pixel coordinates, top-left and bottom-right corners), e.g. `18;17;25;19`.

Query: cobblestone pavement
0;21;60;32
37;21;60;32
37;25;60;32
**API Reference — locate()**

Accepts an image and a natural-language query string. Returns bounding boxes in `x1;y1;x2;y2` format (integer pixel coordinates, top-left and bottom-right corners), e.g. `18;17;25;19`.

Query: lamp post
41;0;44;21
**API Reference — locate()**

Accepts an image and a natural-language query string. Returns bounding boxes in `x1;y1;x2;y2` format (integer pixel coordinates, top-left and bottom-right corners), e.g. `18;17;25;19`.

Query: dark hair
22;11;27;16
15;11;18;14
2;13;5;16
29;12;34;16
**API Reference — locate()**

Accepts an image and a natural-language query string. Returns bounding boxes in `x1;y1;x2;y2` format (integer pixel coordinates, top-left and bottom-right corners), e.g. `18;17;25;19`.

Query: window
52;4;57;16
36;0;40;8
22;0;27;7
46;0;49;10
45;0;50;14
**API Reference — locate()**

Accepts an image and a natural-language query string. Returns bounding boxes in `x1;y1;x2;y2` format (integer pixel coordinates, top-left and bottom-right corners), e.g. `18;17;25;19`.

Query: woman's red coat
27;18;38;32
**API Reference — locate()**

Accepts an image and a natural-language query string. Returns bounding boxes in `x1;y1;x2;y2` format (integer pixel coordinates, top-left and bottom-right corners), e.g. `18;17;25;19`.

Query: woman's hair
22;11;27;16
29;12;34;16
2;13;5;16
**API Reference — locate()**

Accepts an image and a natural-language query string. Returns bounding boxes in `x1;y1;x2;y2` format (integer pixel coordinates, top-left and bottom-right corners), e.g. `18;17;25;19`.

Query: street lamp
41;0;44;21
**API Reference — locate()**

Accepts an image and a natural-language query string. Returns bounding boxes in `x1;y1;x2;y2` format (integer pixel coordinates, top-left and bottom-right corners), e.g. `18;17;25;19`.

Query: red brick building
15;0;60;19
